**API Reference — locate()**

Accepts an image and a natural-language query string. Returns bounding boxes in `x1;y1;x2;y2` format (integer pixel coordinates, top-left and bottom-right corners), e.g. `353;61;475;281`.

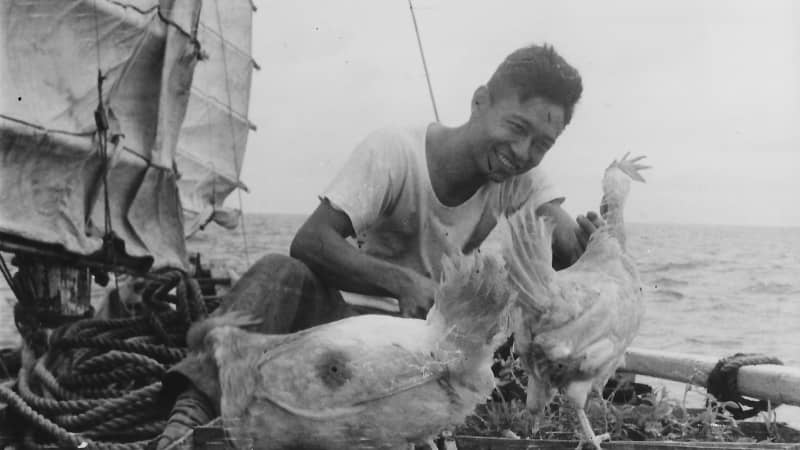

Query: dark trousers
213;253;394;333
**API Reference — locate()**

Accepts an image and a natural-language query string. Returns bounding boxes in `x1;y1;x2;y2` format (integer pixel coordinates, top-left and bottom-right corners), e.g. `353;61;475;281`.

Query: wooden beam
620;347;800;407
455;436;800;449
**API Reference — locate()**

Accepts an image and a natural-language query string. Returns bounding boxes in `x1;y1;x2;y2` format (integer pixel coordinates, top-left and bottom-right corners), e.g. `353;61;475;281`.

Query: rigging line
157;8;201;46
0;254;22;302
92;3;117;279
407;0;440;122
93;0;102;69
93;0;113;237
0;114;95;137
212;0;251;265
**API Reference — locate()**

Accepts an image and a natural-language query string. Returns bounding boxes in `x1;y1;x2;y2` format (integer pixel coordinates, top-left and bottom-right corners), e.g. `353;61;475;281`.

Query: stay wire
407;0;440;122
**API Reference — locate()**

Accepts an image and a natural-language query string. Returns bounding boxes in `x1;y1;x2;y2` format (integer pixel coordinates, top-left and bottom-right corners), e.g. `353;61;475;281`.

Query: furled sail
176;0;256;238
0;0;255;270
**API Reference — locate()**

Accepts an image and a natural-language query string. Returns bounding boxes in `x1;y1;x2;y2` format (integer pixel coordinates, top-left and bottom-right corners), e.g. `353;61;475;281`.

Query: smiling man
217;43;602;332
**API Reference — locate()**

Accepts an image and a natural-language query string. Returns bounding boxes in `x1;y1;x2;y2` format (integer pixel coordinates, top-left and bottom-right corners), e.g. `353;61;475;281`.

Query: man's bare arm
290;201;435;317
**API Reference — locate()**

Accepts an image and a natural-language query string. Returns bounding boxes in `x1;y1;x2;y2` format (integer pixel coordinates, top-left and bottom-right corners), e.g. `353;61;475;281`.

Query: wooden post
620;347;800;407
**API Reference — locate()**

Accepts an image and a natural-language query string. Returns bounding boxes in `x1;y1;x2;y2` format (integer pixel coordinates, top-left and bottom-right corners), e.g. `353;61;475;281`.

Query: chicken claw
609;153;650;183
576;408;610;450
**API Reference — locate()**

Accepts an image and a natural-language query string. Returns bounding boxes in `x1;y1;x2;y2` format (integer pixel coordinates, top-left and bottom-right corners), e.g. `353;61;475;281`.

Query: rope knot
706;352;783;419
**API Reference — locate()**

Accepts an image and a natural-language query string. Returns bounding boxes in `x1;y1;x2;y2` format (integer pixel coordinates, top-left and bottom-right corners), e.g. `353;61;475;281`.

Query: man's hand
536;201;605;270
575;211;605;249
397;271;437;318
551;211;605;270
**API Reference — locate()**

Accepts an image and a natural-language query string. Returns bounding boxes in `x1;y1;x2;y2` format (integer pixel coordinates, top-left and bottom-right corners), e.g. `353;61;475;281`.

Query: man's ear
471;85;490;114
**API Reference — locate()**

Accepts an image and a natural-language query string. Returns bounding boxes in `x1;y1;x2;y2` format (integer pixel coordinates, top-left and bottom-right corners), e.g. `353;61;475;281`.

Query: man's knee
221;254;317;307
238;253;318;288
215;253;353;333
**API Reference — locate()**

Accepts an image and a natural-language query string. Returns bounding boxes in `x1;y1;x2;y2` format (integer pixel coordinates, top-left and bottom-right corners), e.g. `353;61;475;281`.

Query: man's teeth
498;153;514;169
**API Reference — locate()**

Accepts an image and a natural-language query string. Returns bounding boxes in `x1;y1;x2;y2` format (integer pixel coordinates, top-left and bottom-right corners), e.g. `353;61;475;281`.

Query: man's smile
492;147;519;174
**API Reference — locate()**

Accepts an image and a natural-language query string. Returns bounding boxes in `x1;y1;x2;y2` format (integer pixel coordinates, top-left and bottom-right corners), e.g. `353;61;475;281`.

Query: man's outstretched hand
550;209;605;271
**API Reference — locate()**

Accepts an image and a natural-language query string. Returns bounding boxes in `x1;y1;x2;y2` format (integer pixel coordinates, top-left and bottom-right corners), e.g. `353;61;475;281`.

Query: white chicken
503;154;649;449
176;251;516;449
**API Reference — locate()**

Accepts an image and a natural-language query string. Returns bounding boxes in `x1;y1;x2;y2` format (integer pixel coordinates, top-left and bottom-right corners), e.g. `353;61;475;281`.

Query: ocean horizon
250;211;800;230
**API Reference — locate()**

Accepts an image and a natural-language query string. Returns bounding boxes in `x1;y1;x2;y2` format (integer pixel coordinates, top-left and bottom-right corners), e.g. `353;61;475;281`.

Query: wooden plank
193;424;226;447
737;422;800;442
161;417;224;450
454;437;800;450
620;348;800;407
190;421;254;450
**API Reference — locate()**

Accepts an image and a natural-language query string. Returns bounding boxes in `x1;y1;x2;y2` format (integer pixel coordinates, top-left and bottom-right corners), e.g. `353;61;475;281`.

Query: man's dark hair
487;44;583;125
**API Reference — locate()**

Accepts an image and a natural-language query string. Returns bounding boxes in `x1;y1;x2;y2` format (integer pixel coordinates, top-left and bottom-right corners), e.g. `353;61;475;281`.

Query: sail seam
1;116;183;172
197;22;255;64
105;0;158;16
188;88;256;130
174;151;246;189
0;114;96;137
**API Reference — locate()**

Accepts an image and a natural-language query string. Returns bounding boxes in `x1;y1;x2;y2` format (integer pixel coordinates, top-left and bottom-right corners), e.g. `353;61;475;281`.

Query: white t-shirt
321;123;560;311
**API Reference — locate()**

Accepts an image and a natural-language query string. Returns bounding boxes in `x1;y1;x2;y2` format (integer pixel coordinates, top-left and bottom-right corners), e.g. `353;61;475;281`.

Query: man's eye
536;138;555;154
508;122;526;135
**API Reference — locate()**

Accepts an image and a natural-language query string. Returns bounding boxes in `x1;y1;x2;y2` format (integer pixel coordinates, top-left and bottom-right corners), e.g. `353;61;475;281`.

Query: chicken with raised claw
504;154;649;449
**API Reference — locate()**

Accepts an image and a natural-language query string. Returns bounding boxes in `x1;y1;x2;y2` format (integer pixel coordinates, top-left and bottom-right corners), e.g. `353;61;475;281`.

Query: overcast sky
234;0;800;227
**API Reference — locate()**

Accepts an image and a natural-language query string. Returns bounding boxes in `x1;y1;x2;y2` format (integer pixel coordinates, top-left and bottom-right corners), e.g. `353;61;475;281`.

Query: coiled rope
0;270;218;449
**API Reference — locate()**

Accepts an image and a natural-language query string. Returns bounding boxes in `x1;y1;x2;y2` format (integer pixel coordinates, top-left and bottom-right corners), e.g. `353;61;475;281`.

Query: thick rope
75;352;162;373
53;394;160;431
51;337;186;364
0;381;88;449
58;363;165;389
706;352;784;420
84;420;167;440
1;270;216;449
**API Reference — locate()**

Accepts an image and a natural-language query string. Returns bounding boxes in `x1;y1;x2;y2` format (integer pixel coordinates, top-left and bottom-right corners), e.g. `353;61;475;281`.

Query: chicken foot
576;408;610;450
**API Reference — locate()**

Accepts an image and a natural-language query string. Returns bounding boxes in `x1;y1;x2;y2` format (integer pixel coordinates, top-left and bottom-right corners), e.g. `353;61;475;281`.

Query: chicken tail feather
433;251;515;345
503;206;558;318
186;310;262;352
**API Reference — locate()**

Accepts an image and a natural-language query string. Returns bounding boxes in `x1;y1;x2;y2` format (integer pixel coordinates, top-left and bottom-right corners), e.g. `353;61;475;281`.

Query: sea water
1;214;798;423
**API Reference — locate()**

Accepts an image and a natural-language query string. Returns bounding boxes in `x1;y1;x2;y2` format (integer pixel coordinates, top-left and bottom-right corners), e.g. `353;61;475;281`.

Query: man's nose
511;137;544;168
510;137;532;162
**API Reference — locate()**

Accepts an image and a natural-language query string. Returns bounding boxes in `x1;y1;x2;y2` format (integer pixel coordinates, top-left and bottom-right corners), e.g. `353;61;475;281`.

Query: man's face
476;93;566;182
